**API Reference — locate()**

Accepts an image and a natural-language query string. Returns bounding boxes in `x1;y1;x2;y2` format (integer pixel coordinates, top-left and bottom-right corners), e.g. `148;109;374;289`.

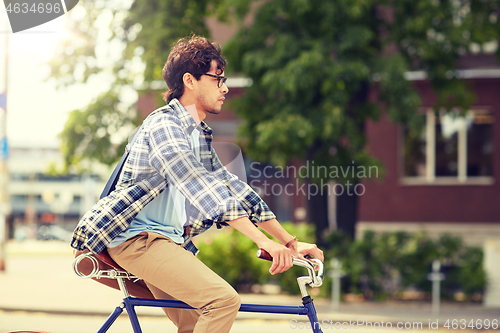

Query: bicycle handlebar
256;248;324;289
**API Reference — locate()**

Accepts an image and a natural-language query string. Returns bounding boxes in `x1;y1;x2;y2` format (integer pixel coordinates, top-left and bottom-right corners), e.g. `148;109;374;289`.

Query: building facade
6;141;106;239
359;58;500;246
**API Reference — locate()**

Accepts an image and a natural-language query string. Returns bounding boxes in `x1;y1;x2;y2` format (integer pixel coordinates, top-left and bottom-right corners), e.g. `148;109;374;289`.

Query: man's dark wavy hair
162;35;227;103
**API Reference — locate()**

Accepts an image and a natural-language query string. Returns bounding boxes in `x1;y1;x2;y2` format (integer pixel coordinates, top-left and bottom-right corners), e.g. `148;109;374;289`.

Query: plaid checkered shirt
71;98;275;255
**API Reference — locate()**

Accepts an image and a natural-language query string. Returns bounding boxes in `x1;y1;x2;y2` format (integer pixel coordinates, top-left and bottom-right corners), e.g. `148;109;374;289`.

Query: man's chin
207;108;222;115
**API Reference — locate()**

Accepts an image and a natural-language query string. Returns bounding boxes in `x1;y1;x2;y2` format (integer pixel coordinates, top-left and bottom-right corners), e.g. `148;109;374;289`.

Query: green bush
196;222;317;294
324;230;486;301
196;224;485;301
196;228;269;292
341;230;412;300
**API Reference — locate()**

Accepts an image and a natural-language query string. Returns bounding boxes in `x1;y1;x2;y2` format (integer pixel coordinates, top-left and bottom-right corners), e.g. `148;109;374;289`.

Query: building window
402;109;494;185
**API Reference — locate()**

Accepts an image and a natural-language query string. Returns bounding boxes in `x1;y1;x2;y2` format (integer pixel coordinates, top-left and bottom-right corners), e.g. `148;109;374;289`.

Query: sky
0;4;110;147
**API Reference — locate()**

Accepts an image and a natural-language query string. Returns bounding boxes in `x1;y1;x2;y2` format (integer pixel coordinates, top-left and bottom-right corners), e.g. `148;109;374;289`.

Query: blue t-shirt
108;128;201;247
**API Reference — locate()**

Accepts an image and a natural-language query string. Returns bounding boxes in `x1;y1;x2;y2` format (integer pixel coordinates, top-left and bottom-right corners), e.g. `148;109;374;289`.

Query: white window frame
400;108;494;186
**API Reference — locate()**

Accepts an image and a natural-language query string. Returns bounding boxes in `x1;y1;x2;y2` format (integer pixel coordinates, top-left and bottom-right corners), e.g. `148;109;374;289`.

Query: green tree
219;0;499;244
49;0;213;172
50;0;499;242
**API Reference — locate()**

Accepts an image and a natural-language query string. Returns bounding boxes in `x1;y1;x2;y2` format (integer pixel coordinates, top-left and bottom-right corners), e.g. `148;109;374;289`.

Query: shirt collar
199;121;213;135
168;98;213;135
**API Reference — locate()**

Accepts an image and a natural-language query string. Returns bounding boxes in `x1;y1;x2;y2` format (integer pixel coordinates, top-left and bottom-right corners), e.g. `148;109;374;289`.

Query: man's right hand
226;217;294;275
258;239;294;275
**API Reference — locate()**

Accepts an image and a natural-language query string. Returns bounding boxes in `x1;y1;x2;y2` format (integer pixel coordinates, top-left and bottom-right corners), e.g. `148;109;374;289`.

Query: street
0;311;297;333
0;310;482;333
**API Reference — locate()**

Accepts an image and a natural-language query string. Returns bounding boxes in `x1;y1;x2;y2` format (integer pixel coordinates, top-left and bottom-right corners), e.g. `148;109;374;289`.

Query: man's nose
221;82;229;94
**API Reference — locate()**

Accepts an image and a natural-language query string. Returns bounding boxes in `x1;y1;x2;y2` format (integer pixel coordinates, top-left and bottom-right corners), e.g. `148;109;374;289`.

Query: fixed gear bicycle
72;248;325;333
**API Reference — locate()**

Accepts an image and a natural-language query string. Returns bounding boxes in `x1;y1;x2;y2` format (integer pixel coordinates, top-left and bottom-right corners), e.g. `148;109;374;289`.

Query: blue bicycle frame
96;295;323;333
73;250;325;333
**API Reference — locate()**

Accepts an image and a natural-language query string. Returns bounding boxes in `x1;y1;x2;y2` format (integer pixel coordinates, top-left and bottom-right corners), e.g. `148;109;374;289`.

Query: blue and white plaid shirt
71;99;275;255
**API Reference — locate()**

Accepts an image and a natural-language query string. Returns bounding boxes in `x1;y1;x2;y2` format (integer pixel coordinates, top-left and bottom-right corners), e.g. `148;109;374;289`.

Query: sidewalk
1;240;499;327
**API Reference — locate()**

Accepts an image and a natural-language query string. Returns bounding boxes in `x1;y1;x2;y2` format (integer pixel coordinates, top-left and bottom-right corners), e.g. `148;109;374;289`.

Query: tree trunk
335;183;358;239
334;79;369;241
305;181;358;246
305;179;330;248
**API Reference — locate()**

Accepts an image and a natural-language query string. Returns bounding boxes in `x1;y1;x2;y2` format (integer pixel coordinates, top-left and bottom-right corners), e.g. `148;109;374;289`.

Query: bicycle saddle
95;248;127;272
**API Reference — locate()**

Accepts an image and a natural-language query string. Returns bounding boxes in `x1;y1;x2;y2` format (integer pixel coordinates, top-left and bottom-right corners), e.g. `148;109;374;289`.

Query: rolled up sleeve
210;146;276;225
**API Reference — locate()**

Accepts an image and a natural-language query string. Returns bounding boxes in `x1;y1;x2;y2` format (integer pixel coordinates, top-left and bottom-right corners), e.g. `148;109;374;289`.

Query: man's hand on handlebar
226;216;324;275
259;239;324;275
258;239;294;275
288;241;324;264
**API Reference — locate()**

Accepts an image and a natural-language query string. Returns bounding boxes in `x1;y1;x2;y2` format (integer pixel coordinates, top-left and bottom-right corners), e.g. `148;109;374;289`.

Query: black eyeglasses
199;73;227;88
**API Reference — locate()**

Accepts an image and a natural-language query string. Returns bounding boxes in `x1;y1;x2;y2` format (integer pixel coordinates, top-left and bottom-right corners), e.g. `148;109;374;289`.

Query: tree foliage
209;0;497;240
220;0;499;179
58;89;138;173
50;0;499;236
50;0;215;172
51;0;499;173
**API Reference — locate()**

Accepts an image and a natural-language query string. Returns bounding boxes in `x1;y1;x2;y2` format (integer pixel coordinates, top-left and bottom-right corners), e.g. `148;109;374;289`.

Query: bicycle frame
73;251;325;333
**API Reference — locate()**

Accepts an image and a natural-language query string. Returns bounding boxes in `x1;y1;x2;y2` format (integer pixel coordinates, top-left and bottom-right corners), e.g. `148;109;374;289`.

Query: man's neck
178;96;205;125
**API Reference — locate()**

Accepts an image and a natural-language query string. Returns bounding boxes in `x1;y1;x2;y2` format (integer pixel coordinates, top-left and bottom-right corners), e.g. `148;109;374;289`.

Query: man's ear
183;73;195;91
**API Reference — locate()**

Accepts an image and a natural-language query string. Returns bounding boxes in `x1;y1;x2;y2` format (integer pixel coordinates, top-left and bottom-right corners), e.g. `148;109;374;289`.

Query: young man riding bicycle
71;35;324;333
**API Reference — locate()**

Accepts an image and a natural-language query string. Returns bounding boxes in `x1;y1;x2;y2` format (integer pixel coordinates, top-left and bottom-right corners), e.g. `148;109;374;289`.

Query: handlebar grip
256;248;314;261
256;248;273;261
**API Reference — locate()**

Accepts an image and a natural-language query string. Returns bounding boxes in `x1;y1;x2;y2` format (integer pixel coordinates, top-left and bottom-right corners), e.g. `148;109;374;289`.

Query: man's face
194;60;229;115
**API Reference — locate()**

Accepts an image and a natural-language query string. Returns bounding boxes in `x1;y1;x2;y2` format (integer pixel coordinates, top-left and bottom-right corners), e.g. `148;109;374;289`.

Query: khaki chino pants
77;232;241;333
